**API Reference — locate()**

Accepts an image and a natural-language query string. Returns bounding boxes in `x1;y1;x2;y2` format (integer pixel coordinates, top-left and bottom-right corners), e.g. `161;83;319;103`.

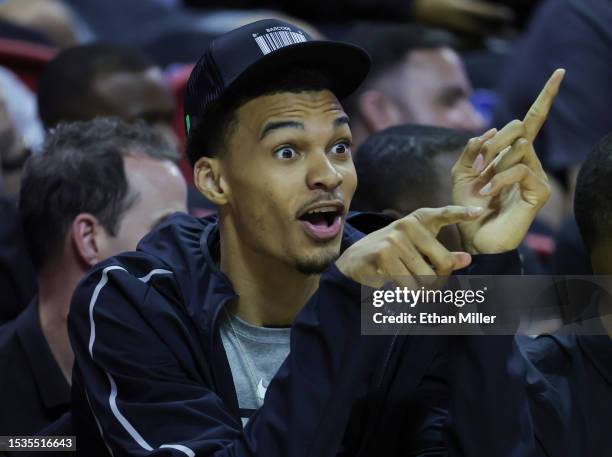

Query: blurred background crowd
2;0;609;322
0;0;610;437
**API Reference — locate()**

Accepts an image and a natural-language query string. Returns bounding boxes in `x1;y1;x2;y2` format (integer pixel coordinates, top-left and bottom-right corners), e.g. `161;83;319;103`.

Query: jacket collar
15;299;70;410
198;220;237;345
195;212;383;340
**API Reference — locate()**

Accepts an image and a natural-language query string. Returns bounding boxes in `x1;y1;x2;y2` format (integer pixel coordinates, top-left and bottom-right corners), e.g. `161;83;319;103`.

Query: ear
381;208;404;221
358;90;403;132
194;156;229;205
70;213;105;268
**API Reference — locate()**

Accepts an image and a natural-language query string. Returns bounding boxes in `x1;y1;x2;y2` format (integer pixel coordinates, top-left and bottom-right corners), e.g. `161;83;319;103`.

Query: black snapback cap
184;19;371;135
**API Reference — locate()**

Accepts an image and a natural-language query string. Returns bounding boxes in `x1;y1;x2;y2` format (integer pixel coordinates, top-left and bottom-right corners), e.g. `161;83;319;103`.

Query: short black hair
19;117;178;271
345;23;457;81
342;23;456;116
185;66;332;166
37;44;155;128
351;124;470;213
574;131;612;252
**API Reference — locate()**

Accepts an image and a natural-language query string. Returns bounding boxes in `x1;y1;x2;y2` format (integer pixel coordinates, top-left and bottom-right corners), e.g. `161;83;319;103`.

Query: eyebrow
260;121;304;140
334;115;350;128
259;115;351;140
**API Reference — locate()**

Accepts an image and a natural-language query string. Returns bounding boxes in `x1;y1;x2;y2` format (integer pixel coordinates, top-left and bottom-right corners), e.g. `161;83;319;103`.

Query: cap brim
225;40;371;101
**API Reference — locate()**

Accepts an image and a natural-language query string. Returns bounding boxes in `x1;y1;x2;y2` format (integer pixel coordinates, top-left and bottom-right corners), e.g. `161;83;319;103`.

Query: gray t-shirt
220;311;291;426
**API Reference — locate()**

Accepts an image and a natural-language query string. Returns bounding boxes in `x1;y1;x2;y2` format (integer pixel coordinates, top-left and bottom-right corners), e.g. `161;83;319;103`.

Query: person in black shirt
0;197;36;324
495;131;612;456
0;118;187;437
519;131;612;456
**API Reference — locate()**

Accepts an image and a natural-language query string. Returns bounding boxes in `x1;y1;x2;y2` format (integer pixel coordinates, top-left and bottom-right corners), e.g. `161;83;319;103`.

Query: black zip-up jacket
68;212;532;457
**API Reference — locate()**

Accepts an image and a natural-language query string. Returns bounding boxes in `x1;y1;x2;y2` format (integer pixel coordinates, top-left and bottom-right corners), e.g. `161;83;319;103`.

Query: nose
455;102;486;133
305;150;343;191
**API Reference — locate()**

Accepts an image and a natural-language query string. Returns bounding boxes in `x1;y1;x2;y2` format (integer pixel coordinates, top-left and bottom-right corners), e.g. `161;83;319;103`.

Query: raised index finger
523;68;565;142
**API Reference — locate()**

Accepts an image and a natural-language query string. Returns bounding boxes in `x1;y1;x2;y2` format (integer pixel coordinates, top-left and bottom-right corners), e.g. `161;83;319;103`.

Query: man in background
344;24;485;149
0;66;43;323
519;130;612;456
469;130;612;456
352;124;469;251
494;0;612;235
0;118;187;437
37;44;176;145
37;42;214;214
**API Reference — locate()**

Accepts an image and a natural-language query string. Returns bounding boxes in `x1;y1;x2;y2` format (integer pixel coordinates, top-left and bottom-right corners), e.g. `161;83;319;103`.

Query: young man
0;118;187;437
68;19;561;456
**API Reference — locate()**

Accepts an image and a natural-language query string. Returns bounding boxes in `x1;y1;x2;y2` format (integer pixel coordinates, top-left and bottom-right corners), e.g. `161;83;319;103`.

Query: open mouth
297;205;344;241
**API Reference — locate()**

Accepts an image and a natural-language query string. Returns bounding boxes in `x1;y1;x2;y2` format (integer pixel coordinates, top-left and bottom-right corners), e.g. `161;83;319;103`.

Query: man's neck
37;261;84;383
219;226;320;327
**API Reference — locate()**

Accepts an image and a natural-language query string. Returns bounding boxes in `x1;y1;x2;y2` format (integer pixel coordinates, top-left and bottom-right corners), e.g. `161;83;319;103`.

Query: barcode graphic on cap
254;31;307;55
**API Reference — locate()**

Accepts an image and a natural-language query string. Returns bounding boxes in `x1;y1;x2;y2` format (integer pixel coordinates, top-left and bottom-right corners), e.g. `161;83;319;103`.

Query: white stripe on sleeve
87;266;194;456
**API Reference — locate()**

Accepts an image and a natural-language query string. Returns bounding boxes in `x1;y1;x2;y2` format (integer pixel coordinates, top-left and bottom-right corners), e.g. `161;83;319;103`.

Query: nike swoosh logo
257;378;267;401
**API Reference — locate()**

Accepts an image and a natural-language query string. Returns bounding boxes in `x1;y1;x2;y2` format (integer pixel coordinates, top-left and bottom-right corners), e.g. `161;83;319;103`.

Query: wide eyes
273;142;351;160
274;146;298;160
330;142;351;156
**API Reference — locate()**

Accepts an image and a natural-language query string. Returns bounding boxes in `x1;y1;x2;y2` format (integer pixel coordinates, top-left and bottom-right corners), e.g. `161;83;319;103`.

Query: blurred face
93;68;177;145
220;90;357;274
394;48;484;133
99;156;187;258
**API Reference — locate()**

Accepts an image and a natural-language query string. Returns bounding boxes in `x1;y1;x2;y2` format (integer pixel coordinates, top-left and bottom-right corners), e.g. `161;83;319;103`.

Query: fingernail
472;153;484;172
452;252;472;269
480;183;492;195
468;206;483;216
479;128;496;141
456;252;472;265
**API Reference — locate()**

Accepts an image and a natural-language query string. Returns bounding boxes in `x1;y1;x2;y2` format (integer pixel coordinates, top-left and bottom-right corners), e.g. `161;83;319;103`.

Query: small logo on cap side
253;29;307;55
